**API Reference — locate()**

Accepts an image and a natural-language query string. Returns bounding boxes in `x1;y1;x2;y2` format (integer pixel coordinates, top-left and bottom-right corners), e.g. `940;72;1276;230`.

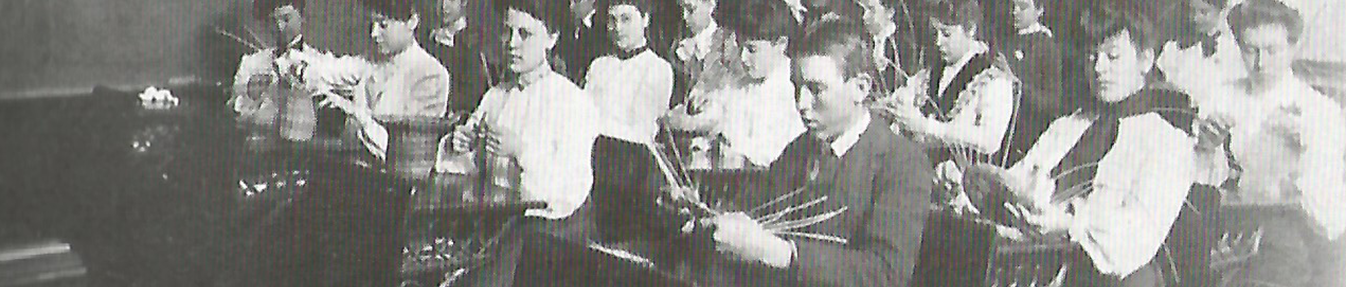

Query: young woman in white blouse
446;0;600;221
1199;0;1346;285
974;5;1196;286
880;0;1014;169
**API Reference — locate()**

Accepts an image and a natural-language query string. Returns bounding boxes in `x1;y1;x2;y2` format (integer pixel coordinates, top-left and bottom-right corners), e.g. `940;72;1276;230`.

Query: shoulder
970;62;1016;93
238;50;275;67
638;52;674;74
588;55;618;69
864;116;925;162
1120;113;1195;149
407;47;450;78
545;73;594;106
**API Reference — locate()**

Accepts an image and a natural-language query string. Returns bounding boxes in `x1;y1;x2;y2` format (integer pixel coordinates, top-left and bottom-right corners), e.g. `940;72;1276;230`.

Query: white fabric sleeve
738;85;805;166
932;75;1014;154
518;91;599;219
231;51;273;114
1068;114;1195;277
1297;97;1346;239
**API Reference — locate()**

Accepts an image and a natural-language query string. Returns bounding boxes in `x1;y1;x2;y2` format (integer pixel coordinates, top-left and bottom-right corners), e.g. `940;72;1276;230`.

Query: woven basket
379;115;454;180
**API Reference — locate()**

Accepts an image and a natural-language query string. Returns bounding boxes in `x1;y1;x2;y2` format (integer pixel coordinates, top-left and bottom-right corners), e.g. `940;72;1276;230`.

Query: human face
1092;31;1153;103
1011;0;1043;31
1189;0;1223;34
857;0;894;35
794;56;868;140
933;21;976;63
502;9;559;74
370;12;419;56
441;0;466;23
1238;24;1295;87
271;5;304;43
608;4;649;51
678;0;714;33
739;38;789;80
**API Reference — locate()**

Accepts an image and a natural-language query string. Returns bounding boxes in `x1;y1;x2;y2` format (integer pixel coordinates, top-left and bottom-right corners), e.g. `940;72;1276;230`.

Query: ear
846;73;874;103
1138;49;1156;71
543;30;560;50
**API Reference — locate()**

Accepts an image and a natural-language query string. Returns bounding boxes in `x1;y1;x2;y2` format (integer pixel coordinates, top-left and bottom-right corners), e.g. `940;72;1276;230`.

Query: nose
507;31;523;48
1093;55;1108;74
796;89;816;114
370;24;381;39
1255;50;1271;68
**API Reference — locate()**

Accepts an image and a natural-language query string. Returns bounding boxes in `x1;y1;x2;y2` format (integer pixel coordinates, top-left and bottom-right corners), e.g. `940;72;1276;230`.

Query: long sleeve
722;77;806;166
1068;114;1195;276
231;51;275;115
629;59;674;140
582;53;674;143
931;74;1015;154
517;86;599;219
353;47;451;159
789;143;934;286
1295;95;1346;239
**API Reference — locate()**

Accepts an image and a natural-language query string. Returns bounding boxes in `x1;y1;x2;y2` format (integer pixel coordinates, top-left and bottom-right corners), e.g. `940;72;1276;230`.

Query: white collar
947;44;987;73
940;44;988;92
1017;22;1053;37
287;35;304;48
829;111;872;157
691;22;719;57
583;10;596;28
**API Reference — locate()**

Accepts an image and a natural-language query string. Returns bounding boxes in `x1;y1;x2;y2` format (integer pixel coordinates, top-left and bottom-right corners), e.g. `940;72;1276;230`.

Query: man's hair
930;0;983;30
601;0;653;15
1081;0;1158;55
254;0;304;20
1229;0;1304;44
361;0;417;20
1200;0;1230;9
493;0;571;34
717;0;798;41
789;19;875;80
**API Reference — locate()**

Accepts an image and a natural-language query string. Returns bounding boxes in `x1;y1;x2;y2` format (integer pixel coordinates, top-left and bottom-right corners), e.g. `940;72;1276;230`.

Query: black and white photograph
1;0;1344;286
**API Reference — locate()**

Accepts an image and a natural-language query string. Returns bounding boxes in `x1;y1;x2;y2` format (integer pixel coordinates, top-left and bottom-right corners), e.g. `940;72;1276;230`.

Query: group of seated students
228;0;1345;285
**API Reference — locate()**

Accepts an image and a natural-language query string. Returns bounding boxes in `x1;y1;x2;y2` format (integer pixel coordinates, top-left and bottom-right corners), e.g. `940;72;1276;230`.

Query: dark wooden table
0;85;408;287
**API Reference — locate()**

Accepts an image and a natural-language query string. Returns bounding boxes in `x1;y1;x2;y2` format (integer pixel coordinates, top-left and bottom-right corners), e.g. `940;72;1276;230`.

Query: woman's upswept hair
493;0;571;34
717;0;798;41
1228;0;1304;44
1080;0;1158;55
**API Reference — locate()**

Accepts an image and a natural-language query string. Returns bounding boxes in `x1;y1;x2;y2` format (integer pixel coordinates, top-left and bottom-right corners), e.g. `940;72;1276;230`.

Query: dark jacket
1003;30;1064;164
702;116;934;286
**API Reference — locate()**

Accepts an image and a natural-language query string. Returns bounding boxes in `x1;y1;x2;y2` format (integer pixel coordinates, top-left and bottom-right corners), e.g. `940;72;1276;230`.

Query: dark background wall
0;0;376;99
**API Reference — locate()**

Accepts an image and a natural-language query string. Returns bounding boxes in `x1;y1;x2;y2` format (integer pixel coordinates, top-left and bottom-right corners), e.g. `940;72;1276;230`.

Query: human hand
1196;117;1232;151
1266;108;1305;146
450;124;477;153
246;74;274;99
482;123;525;158
709;212;794;268
318;93;359;115
1021;200;1075;234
